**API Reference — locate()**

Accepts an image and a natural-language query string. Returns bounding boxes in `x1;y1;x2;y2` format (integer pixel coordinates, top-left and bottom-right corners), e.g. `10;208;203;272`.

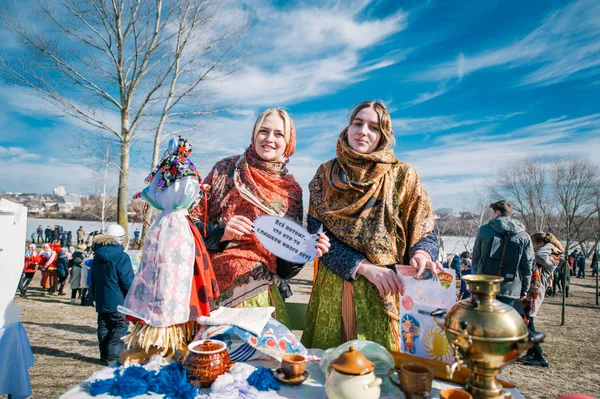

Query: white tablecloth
0;322;35;399
61;349;524;399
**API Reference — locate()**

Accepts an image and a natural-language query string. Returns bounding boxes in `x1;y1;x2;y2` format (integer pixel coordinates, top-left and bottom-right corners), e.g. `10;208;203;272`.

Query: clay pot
183;339;233;388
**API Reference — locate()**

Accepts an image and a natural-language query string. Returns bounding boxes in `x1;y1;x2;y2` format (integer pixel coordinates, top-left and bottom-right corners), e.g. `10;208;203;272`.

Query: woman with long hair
519;232;564;367
302;101;441;351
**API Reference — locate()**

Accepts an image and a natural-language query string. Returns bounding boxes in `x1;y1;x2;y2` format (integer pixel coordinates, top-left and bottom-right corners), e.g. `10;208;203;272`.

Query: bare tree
1;0;247;245
494;159;551;233
141;0;248;240
553;157;600;325
457;189;492;251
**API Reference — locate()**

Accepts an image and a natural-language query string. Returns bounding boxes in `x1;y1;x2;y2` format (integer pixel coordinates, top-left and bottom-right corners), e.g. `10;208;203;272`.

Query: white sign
0;199;28;328
397;266;456;363
254;216;318;264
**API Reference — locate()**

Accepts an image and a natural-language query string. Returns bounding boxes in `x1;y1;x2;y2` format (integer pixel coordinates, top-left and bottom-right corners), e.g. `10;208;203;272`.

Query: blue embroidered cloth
0;322;35;399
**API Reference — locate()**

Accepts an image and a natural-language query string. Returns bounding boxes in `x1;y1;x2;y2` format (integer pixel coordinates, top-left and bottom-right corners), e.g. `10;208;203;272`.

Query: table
0;322;35;399
62;350;524;399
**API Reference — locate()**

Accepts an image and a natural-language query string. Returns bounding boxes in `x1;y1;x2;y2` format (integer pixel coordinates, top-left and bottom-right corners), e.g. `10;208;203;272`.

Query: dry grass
5;267;600;398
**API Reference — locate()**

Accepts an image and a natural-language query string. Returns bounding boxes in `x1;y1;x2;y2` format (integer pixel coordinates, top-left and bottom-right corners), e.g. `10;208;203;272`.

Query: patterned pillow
198;317;307;362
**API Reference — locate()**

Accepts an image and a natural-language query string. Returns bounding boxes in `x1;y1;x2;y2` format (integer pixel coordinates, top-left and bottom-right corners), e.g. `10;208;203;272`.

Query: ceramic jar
183;339;233;388
324;346;382;399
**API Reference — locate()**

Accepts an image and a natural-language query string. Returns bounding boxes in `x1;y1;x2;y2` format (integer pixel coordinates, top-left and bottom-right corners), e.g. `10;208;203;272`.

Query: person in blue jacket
450;253;461;279
91;224;134;365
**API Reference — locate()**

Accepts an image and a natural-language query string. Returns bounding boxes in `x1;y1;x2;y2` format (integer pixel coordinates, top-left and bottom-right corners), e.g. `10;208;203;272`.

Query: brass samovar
433;275;545;399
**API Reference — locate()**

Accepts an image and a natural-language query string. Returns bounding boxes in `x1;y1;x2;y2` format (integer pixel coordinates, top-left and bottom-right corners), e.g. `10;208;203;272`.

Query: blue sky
1;0;599;211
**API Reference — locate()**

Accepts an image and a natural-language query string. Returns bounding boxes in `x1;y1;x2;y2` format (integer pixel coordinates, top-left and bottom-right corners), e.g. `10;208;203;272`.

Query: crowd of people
19;241;94;305
448;199;599;369
32;225;103;248
16;102;599;371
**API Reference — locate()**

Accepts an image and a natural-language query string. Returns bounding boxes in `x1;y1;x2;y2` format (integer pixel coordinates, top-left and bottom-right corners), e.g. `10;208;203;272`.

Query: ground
5;265;600;399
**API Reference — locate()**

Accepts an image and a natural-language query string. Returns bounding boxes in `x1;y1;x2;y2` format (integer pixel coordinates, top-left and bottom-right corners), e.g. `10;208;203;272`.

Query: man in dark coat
576;252;586;278
472;200;534;307
91;224;134;365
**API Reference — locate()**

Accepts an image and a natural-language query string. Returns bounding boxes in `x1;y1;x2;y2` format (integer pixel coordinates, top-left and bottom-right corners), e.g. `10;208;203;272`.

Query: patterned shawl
309;130;434;320
192;146;303;301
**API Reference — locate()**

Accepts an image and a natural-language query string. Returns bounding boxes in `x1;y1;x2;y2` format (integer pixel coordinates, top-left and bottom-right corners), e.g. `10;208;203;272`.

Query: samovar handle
431;308;447;328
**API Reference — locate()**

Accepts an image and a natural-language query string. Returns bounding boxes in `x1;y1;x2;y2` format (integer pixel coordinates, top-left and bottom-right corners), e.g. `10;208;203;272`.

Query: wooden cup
281;354;306;379
388;362;434;399
440;388;473;399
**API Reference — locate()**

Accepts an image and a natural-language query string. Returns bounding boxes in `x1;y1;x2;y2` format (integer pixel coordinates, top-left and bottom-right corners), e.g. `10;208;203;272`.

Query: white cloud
413;0;600;86
399;113;600;209
0;146;26;156
210;0;408;106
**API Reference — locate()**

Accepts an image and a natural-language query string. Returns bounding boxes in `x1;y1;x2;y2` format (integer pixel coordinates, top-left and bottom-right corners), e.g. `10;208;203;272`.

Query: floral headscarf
145;136;200;191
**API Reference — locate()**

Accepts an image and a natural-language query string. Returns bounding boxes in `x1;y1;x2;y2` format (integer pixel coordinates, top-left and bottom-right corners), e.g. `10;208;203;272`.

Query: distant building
53;186;66;196
56;194;81;213
44;202;59;213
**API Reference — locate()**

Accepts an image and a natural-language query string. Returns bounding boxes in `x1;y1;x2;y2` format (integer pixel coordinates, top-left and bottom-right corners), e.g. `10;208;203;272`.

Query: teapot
325;346;382;399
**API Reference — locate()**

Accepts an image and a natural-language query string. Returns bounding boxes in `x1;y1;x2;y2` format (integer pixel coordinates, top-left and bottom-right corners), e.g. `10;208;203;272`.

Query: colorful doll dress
118;136;219;359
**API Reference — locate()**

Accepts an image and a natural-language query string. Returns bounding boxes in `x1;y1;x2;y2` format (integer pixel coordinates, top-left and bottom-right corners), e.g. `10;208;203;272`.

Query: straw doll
118;136;219;360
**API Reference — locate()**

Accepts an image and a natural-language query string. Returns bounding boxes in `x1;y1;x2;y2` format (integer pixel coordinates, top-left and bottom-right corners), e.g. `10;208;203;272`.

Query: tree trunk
118;137;130;248
141;132;163;241
596;265;600;305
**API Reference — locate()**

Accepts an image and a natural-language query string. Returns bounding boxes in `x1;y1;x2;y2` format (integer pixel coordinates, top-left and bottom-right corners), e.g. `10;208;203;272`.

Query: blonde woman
192;109;330;327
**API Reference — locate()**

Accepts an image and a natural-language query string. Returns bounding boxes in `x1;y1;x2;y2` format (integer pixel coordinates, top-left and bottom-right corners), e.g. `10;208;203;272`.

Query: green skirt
239;284;291;329
301;263;398;351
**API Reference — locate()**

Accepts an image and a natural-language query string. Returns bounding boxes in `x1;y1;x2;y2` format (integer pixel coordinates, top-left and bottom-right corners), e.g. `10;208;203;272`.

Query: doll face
347;106;382;154
253;113;287;161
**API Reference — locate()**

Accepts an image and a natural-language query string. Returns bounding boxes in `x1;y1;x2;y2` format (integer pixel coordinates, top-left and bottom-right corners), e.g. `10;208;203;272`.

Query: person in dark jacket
450;253;461;280
592;250;599;277
68;244;86;304
576;252;586;278
48;247;69;295
459;258;473;299
44;226;52;243
91;224;134;365
569;250;578;276
472;200;534;307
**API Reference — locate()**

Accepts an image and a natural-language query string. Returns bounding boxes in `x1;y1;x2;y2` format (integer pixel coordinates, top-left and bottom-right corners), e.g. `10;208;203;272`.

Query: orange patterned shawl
309;131;435;320
192;147;302;304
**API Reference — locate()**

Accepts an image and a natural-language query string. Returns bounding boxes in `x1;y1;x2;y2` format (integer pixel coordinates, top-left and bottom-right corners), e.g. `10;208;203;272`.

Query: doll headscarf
145;136;200;191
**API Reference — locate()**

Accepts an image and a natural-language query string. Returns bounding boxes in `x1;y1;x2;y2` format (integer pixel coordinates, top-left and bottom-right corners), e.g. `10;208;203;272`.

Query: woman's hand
221;215;254;242
410;250;443;279
315;233;330;257
357;261;404;297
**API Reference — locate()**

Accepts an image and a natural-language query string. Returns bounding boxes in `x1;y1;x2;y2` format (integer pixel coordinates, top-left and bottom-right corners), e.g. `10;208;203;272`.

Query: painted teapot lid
331;346;375;375
189;339;226;353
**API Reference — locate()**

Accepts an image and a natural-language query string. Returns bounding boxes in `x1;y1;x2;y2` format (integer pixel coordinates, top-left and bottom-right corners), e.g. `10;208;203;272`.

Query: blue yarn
89;362;198;399
247;366;280;391
89;371;119;396
147;363;198;399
